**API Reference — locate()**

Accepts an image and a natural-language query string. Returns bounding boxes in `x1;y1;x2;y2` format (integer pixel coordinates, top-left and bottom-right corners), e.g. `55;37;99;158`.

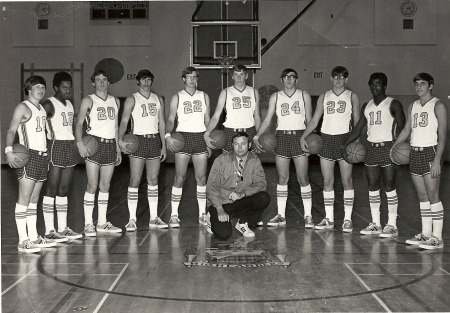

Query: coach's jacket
206;151;267;209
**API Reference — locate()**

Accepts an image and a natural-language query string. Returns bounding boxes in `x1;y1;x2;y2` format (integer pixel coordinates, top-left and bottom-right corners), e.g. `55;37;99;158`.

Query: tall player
75;70;122;236
340;73;405;236
253;68;313;227
392;73;447;249
300;66;360;231
118;69;167;231
5;75;57;252
204;64;261;153
165;67;211;227
42;72;83;242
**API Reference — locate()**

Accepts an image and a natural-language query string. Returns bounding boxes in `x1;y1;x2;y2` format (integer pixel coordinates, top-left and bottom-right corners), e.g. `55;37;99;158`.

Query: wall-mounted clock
400;1;417;17
35;2;51;18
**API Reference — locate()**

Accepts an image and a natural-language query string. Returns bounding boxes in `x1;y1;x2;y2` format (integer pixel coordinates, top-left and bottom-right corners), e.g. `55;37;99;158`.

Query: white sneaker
32;236;57;248
96;222;122;233
406;233;429;245
198;214;207;225
84;224;96;237
18;239;41;253
235;219;255;237
125;219;137;232
169;215;181;228
149;217;169;229
45;230;69;243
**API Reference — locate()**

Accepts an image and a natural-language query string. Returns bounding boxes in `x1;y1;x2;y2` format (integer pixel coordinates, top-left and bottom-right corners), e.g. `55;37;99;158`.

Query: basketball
210;129;227;149
259;133;277;152
12;144;30;168
171;132;185;153
345;142;366;163
391;142;411;165
305;134;323;154
82;136;99;157
122;134;140;153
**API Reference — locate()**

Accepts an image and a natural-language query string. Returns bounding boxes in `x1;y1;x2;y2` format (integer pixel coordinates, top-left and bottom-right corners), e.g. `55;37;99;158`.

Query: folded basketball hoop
217;55;234;73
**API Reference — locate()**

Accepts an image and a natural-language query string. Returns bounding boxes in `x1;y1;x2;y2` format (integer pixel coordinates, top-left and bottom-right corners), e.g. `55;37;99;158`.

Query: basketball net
217;54;234;74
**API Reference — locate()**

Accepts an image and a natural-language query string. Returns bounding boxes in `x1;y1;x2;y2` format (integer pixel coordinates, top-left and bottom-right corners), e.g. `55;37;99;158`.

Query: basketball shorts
48;140;77;168
274;130;307;159
364;141;393;167
178;132;208;156
130;134;161;160
319;133;349;161
223;126;256;153
16;149;49;182
86;136;117;166
410;146;443;176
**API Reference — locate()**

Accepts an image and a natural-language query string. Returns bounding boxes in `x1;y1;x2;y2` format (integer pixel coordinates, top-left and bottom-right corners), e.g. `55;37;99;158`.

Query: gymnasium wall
1;0;449;164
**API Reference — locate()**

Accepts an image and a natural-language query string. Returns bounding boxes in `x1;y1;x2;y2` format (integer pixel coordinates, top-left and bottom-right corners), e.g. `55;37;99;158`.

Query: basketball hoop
217;54;234;74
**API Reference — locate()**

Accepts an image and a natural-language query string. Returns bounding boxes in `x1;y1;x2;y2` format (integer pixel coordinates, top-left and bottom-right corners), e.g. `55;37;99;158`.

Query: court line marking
1;268;35;296
93;263;129;313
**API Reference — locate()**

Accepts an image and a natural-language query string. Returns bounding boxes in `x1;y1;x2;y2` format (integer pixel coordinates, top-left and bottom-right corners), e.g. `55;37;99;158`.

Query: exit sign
127;74;136;80
314;72;323;78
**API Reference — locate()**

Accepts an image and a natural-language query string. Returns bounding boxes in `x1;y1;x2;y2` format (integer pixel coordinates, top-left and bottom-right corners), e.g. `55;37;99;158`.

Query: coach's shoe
32;236;57;248
59;227;82;239
198;214;208;226
419;235;444;250
18;239;41;253
125;219;137;232
169;215;181;228
360;223;381;235
342;220;353;233
84;224;96;237
45;230;68;243
267;214;287;227
235;219;255;238
149;217;169;229
96;222;122;233
379;225;398;238
304;216;314;229
406;233;429;245
314;218;334;230
256;221;264;227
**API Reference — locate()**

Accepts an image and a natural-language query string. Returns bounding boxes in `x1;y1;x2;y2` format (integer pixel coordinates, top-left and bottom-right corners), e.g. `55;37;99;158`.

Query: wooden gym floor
2;156;450;312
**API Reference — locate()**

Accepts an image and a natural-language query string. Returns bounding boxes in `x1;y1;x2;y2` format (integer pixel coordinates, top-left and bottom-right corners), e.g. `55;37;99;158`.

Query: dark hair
281;68;298;79
331;66;349;78
24;75;46;95
368;72;388;87
90;69;110;83
181;66;198;78
413;72;434;86
136;69;154;81
232;132;249;141
53;72;73;89
231;64;248;74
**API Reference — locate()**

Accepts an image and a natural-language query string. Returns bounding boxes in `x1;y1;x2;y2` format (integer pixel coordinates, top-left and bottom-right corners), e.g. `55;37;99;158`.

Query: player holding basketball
253;68;313;227
392;73;447;249
42;72;83;242
165;67;211;227
204;64;261;153
300;66;360;231
75;70;122;236
118;69;167;231
340;73;405;236
5;75;57;252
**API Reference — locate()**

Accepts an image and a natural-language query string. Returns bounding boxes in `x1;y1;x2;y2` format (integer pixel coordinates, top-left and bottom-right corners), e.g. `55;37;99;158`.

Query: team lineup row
5;65;447;253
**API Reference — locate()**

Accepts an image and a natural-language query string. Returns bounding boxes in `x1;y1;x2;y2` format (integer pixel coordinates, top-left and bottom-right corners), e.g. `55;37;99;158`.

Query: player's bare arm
158;96;167;162
5;103;31;168
75;96;93;158
165;94;181;152
351;92;361;127
42;99;55;119
390;99;406;137
300;93;324;150
204;89;226;148
391;102;413;158
253;89;261;131
253;92;276;151
340;102;369;164
118;95;135;154
430;100;448;178
114;97;122;165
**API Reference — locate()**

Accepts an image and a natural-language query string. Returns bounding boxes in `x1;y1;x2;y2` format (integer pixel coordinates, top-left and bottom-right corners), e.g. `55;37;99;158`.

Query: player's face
183;72;198;88
139;77;153;91
56;81;72;100
369;78;386;98
282;72;297;88
331;74;347;88
93;74;109;92
232;136;250;157
232;70;248;87
414;80;432;97
29;84;46;101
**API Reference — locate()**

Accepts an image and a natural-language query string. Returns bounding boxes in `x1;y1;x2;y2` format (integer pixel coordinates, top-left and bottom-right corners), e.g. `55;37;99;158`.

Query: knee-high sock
148;185;158;220
323;190;334;222
26;203;38;241
197;185;206;216
277;184;288;217
84;192;95;225
171;186;182;216
420;201;432;237
431;202;444;240
15;203;28;243
127;187;138;221
344;189;354;221
386;190;398;227
369;190;381;226
301;184;312;217
56;196;68;231
97;192;109;226
43;196;55;234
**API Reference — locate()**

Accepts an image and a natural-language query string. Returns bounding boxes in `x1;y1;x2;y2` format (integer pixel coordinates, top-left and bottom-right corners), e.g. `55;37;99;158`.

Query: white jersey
321;89;353;135
18;100;47;152
86;94;118;139
130;92;161;135
410;97;439;147
223;85;256;129
365;97;396;142
46;97;75;141
176;89;207;133
275;89;307;131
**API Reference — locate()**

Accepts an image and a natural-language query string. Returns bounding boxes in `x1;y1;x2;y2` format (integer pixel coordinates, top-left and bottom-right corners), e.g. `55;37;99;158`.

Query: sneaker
198;214;207;225
96;222;122;233
304;216;314;229
267;214;287;227
205;213;213;234
149;217;169;229
18;239;41;253
379;225;398;238
58;227;82;239
84;224;96;237
406;233;429;245
360;223;381;235
235;220;255;237
314;218;334;230
342;220;353;233
45;230;68;243
256;221;264;227
32;236;57;248
419;235;444;250
125;219;137;232
169;215;181;228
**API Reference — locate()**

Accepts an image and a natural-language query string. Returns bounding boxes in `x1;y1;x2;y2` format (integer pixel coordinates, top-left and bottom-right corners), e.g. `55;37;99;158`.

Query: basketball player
75;70;122;236
42;72;82;242
340;73;405;236
165;67;211;227
204;64;261;153
118;69;168;231
300;66;360;231
5;75;57;252
253;68;313;227
392;73;447;249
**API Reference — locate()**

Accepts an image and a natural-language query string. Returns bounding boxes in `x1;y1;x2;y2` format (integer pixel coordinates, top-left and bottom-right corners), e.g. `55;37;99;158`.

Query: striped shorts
223;126;256;153
17;149;49;182
178;132;208;156
274;130;307;159
48;140;77;168
319;133;350;161
130;134;161;160
410;146;443;176
86;137;117;166
364;141;393;167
